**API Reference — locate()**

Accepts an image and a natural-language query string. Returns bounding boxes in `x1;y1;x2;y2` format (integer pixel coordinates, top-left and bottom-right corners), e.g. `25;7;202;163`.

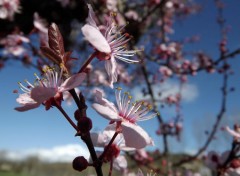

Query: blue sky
1;0;240;158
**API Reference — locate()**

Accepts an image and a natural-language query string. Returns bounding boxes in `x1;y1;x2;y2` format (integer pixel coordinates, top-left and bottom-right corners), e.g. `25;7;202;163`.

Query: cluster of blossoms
203;125;240;176
0;0;21;21
14;3;157;175
205;151;240;176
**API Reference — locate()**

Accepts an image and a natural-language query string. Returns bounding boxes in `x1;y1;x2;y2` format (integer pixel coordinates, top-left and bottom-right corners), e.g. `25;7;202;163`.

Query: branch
173;65;229;167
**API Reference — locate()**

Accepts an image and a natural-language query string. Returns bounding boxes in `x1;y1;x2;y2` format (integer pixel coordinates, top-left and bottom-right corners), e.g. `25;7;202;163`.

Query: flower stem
99;132;119;161
108;160;113;176
54;102;78;131
78;51;98;73
81;133;103;176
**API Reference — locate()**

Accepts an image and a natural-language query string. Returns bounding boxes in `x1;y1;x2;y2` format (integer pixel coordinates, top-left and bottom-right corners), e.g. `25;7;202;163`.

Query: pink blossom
205;151;229;171
91;124;133;170
92;88;156;149
159;66;172;79
82;4;139;88
0;0;21;21
0;34;29;56
15;66;86;111
31;66;86;104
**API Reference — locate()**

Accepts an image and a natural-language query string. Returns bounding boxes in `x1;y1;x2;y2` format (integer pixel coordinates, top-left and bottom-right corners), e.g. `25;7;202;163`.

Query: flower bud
72;156;88;172
77;117;92;133
74;109;81;121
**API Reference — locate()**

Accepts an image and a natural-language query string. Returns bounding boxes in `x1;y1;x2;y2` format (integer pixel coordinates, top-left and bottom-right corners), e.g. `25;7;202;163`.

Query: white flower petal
105;57;118;88
82;24;111;53
95;90;117;112
226;126;240;138
113;155;127;170
121;121;153;149
16;93;36;105
59;72;86;92
92;103;120;121
90;132;107;147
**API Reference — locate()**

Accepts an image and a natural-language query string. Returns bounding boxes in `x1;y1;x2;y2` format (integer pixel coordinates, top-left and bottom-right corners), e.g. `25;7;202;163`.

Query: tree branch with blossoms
5;0;240;175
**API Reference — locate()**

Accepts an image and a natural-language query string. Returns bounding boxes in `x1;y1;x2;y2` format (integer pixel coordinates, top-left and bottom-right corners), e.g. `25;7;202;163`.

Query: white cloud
2;144;90;163
132;80;198;103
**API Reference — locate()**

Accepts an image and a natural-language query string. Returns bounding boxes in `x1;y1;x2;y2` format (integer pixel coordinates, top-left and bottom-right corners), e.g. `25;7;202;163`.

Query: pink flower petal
81;24;111;53
15;102;40;112
31;86;56;103
121;121;153;149
59;72;86;92
95;90;117;111
92;103;120;121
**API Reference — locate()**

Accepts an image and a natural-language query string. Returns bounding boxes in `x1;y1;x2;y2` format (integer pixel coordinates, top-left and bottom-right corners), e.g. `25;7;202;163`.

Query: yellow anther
24;79;27;82
17;82;21;84
157;112;160;117
116;87;122;90
124;91;130;95
60;63;64;68
110;12;117;17
147;105;153;110
128;95;132;99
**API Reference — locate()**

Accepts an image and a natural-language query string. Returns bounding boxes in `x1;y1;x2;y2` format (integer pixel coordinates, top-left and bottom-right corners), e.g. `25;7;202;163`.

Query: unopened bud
74;109;81;121
77;117;92;133
72;156;88;172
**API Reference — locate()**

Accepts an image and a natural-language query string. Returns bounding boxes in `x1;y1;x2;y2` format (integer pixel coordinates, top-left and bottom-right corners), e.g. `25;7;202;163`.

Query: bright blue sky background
1;0;240;157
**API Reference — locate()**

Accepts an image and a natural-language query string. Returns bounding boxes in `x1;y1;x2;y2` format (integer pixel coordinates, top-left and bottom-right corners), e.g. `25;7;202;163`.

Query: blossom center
103;144;120;162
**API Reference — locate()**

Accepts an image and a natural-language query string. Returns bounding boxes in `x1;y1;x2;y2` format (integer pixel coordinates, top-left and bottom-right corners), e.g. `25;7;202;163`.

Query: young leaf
48;23;65;60
40;46;62;64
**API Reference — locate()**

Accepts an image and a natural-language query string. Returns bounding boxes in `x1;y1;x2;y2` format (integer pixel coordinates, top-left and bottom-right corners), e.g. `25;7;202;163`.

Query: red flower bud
72;156;88;172
74;109;81;121
77;117;92;133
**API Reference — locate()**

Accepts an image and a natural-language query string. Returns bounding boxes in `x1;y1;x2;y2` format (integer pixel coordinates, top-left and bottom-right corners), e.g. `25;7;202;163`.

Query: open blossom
92;88;156;149
91;124;134;171
15;66;86;111
81;4;139;88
